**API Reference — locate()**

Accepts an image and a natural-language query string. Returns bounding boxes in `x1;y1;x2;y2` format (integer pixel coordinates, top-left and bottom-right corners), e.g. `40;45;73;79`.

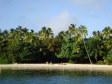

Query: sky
0;0;112;36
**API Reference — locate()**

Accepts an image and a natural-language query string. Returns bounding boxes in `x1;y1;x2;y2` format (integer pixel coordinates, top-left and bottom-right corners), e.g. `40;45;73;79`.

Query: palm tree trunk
83;37;93;64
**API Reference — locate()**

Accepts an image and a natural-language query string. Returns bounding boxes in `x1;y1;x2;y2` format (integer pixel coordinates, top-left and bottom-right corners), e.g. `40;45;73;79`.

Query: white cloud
45;11;77;35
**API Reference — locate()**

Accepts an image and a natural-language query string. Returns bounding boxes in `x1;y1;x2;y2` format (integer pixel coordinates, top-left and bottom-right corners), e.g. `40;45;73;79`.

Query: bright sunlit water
0;70;112;84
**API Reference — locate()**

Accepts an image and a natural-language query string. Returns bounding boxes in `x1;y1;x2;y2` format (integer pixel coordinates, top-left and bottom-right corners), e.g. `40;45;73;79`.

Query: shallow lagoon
0;70;112;84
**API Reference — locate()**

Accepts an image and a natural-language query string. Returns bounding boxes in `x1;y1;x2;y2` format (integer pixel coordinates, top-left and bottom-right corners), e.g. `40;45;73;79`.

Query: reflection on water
0;70;112;84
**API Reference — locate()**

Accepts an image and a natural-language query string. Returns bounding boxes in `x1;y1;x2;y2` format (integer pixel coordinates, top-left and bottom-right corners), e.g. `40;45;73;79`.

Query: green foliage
0;57;9;64
96;61;105;65
104;49;112;64
0;24;112;64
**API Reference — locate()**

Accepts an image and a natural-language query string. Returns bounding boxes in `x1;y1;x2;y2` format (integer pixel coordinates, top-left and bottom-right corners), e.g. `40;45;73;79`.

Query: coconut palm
78;25;92;64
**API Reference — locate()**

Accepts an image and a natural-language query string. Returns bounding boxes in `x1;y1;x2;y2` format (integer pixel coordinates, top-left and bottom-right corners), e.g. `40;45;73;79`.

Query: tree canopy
0;24;112;64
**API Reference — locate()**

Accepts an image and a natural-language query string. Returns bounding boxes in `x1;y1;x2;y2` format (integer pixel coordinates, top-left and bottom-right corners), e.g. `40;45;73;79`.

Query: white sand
0;64;112;72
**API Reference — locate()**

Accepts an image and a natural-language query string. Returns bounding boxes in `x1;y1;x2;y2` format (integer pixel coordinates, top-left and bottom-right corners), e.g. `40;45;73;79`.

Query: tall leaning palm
79;25;93;64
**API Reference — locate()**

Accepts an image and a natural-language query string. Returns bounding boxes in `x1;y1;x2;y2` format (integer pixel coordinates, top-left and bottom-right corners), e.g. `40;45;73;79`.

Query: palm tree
79;25;93;64
102;26;111;39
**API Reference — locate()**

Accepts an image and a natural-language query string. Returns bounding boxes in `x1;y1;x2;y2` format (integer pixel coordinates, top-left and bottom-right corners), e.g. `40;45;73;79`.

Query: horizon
0;0;112;36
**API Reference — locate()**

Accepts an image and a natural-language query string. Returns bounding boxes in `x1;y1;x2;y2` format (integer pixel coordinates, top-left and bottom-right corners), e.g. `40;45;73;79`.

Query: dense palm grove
0;24;112;64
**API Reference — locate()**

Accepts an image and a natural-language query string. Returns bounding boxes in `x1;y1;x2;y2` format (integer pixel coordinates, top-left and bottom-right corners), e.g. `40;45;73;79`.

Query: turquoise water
0;70;112;84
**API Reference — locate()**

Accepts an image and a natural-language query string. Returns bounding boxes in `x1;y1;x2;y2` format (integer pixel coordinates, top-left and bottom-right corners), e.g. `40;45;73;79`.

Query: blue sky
0;0;112;35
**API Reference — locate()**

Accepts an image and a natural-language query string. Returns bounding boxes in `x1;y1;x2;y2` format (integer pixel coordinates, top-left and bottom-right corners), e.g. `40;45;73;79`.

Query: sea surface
0;70;112;84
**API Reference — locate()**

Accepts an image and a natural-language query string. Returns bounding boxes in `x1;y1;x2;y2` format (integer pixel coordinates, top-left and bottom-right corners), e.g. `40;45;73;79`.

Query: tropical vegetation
0;24;112;64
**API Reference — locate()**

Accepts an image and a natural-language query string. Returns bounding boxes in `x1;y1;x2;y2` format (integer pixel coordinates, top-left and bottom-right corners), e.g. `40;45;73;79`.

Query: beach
0;64;112;72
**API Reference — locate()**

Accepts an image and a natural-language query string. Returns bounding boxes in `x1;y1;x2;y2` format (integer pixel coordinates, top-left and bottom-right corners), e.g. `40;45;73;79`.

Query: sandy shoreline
0;64;112;72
